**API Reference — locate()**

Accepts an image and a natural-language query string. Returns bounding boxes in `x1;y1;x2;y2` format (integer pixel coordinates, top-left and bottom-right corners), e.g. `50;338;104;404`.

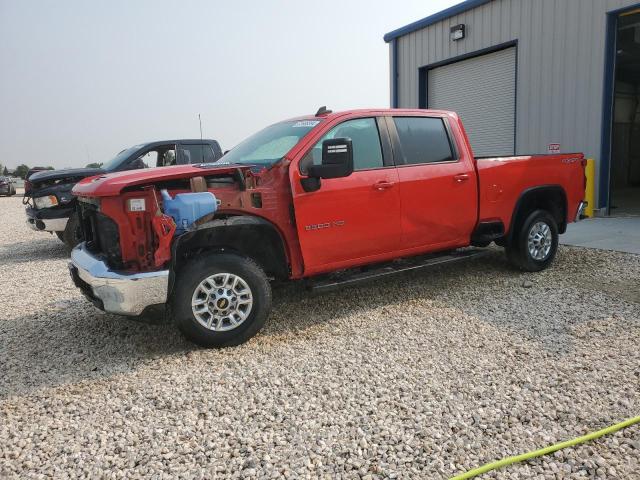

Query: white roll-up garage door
427;47;516;157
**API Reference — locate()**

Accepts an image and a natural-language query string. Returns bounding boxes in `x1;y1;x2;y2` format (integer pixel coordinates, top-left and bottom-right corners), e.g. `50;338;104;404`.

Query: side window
160;148;177;166
179;144;216;164
393;117;454;165
135;151;157;169
128;145;176;169
301;118;384;173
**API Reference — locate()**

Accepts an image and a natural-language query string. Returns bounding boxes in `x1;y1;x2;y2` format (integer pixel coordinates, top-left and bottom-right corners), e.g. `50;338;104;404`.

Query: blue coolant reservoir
161;189;218;234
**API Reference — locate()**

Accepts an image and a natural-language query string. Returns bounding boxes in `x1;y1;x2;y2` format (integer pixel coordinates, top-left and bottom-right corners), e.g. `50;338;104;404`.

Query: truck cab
69;108;586;347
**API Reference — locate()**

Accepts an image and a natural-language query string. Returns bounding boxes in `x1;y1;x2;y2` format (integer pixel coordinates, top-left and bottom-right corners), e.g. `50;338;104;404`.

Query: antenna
198;114;203;141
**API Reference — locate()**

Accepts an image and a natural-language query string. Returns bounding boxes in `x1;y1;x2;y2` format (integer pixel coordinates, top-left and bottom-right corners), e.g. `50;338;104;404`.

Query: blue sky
0;0;458;168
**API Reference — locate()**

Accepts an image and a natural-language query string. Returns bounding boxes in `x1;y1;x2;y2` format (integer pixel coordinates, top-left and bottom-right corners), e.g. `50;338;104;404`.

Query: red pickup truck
70;108;587;347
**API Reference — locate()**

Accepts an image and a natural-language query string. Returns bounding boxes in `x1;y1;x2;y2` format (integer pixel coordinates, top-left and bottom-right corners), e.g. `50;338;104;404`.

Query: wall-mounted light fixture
450;24;466;41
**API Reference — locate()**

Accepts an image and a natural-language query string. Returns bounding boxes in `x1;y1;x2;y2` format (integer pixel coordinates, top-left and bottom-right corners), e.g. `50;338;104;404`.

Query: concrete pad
561;217;640;254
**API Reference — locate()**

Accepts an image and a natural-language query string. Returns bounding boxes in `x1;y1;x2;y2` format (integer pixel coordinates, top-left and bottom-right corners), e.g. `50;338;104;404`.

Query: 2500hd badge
305;220;345;231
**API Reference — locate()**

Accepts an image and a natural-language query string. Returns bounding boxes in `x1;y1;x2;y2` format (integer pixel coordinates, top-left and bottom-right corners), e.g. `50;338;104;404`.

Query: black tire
55;231;65;242
505;209;558;272
62;212;83;250
171;252;272;348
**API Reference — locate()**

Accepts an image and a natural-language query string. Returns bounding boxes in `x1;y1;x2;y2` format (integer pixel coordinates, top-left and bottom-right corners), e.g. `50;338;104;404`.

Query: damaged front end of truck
68;162;292;318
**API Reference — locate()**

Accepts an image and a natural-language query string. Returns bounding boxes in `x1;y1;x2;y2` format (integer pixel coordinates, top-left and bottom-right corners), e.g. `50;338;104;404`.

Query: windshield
219;120;322;167
101;144;144;171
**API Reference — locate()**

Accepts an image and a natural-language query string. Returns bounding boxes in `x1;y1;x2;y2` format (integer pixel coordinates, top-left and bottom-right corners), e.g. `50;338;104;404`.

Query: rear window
180;144;216;164
393;117;454;165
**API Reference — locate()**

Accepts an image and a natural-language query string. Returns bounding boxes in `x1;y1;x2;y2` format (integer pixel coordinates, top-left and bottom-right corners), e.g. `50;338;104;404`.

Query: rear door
388;115;477;250
291;117;401;274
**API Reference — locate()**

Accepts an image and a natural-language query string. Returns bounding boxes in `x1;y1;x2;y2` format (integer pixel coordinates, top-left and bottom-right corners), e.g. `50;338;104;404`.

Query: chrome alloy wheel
191;273;253;331
527;221;552;261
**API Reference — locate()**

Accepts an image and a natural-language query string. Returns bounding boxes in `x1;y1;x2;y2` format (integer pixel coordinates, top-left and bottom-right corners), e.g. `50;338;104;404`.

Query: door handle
454;173;470;183
374;180;394;191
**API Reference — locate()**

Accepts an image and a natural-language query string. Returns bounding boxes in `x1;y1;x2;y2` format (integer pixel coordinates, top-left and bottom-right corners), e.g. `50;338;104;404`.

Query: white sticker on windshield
292;120;320;128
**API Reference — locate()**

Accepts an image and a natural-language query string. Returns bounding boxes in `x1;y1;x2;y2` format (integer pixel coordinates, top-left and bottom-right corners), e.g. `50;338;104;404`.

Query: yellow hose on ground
450;416;640;479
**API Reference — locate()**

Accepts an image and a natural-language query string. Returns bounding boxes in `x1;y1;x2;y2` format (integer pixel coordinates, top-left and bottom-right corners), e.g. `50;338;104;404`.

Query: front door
291;117;401;275
119;144;177;170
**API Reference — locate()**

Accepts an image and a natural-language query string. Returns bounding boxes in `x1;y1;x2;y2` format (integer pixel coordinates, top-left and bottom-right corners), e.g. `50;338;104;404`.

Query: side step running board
307;248;489;293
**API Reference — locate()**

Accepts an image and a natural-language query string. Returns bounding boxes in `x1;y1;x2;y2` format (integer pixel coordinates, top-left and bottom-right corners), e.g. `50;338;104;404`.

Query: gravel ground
1;194;639;479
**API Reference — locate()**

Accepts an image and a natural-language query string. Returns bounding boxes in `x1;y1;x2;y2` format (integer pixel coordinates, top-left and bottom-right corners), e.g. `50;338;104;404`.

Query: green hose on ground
450;415;640;480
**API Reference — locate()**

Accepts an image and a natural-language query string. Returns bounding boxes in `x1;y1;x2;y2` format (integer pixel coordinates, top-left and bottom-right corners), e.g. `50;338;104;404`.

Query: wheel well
507;186;568;240
171;216;289;284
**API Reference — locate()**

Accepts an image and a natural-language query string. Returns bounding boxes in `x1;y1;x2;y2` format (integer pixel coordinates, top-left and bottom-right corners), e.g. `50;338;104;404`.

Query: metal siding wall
392;0;639;205
428;47;516;156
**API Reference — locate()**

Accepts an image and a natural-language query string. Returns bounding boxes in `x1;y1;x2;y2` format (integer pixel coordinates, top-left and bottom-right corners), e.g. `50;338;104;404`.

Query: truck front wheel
505;209;559;272
171;253;272;348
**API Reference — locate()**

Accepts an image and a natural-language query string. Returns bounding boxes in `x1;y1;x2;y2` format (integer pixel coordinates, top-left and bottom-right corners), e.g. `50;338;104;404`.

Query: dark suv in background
25;139;222;248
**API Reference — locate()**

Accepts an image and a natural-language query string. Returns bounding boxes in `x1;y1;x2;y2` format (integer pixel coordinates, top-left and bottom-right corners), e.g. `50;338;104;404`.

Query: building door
610;9;640;216
427;47;516;157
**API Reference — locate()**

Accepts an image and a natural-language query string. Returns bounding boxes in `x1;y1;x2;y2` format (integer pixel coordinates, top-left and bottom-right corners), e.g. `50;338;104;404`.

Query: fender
507;185;568;240
168;215;290;296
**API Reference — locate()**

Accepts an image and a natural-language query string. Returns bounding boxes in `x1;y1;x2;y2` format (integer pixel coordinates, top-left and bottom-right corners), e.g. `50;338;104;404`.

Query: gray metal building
385;0;640;215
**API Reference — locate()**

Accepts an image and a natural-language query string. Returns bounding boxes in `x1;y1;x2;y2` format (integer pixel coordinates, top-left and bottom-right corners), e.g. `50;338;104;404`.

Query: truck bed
475;153;586;234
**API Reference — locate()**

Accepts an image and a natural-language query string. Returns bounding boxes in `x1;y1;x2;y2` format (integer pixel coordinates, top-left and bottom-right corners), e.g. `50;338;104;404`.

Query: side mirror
308;138;354;179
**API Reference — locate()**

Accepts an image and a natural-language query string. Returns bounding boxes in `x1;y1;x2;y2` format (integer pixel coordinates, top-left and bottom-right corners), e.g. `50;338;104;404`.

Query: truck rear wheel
171;252;272;348
505;209;558;272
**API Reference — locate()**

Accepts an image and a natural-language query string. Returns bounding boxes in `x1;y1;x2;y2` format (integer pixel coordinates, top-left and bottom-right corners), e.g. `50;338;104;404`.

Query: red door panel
397;162;477;249
291;168;401;273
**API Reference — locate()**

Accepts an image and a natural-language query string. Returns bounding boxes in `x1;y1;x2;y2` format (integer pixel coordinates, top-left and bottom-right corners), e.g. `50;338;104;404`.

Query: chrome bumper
69;243;168;316
26;216;68;232
575;201;588;222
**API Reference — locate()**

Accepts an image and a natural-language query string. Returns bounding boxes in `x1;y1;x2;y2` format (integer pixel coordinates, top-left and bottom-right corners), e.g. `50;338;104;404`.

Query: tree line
0;163;54;179
0;162;101;179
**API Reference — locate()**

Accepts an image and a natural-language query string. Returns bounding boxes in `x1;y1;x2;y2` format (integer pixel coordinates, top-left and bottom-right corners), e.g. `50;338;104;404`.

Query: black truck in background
25;139;223;249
